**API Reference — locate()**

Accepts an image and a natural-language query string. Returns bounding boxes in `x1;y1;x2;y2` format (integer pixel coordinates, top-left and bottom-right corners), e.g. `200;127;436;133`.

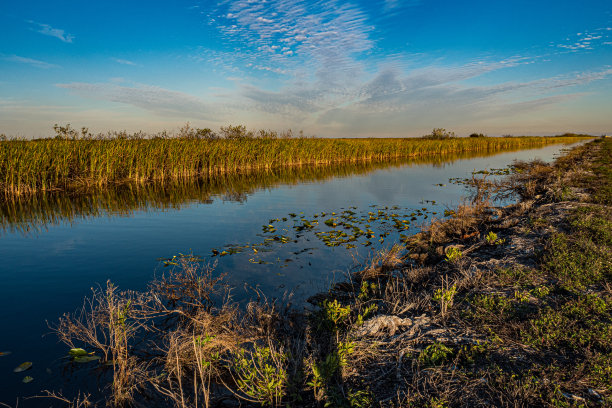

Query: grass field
0;132;589;195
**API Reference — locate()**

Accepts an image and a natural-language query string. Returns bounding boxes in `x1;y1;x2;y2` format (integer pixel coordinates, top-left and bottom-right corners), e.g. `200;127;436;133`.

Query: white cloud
555;27;611;52
1;54;59;69
383;0;421;11
313;67;612;134
26;20;75;43
211;0;373;86
112;58;138;66
56;81;223;120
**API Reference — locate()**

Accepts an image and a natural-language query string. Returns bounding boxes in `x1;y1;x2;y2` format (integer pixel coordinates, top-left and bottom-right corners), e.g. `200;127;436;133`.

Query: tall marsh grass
0;149;541;234
0;132;588;195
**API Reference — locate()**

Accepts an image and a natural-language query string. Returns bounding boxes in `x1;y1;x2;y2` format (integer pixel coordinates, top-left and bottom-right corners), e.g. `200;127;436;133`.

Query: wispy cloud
1;54;59;69
554;27;611;52
46;2;611;136
56;81;223;120
382;0;422;12
199;1;595;133
314;66;612;134
26;20;75;43
231;56;535;121
209;0;373;86
111;58;138;66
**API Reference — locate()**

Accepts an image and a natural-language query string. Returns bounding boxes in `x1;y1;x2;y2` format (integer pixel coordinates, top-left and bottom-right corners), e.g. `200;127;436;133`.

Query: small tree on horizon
422;128;456;139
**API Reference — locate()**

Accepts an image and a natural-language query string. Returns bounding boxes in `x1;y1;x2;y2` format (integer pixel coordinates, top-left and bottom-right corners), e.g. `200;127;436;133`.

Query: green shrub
232;344;288;406
419;342;453;366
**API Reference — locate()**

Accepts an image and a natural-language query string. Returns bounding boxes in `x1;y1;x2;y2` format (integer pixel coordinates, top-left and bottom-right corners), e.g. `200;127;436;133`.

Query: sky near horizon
1;0;611;138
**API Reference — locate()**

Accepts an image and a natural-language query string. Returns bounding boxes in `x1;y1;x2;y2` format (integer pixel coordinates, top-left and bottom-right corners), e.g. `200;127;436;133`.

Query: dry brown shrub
53;281;159;406
29;390;93;408
427;201;490;246
355;244;405;280
153;309;242;408
150;258;226;316
510;159;554;199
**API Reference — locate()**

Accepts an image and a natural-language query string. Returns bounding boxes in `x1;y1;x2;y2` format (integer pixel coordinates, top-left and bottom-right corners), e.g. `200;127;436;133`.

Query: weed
306;342;355;403
347;388;373;407
523;295;612;352
232;344;288;406
419;342;453;366
427;397;449;408
457;342;489;366
588;352;612;390
530;285;551;299
445;247;463;263
355;304;378;327
485;231;505;245
544;232;610;290
433;281;457;317
318;299;352;334
495;266;539;287
357;281;378;301
472;293;510;313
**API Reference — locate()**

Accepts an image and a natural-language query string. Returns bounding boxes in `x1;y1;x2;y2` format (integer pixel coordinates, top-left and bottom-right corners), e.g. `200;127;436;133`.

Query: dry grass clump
405;200;491;264
53;259;305;407
55;281;159;405
509;159;555;199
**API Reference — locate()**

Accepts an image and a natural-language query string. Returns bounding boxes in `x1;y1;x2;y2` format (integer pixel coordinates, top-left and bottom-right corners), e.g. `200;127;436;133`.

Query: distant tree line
22;123;309;141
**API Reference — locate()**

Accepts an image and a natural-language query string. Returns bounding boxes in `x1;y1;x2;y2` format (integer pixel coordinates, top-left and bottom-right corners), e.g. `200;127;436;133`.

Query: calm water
0;142;580;404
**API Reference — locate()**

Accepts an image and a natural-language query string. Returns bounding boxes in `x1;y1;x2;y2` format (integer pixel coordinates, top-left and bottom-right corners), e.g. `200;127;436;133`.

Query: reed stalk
0;134;589;195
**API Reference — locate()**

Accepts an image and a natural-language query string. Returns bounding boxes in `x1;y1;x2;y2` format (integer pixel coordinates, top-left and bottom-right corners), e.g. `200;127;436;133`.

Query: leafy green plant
530;285;551;299
419;342;453;366
433;283;457;316
357;281;377;301
307;341;356;405
428;397;449;408
468;293;512;320
523;295;611;352
588;352;612;390
232;344;288;406
445;247;463;263
319;299;351;335
485;231;506;245
347;388;373;407
355;304;378;327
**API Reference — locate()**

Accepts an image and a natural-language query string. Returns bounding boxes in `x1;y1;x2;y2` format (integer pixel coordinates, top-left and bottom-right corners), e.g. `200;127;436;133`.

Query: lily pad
73;355;101;363
14;362;32;373
22;376;34;383
68;348;89;357
0;351;11;357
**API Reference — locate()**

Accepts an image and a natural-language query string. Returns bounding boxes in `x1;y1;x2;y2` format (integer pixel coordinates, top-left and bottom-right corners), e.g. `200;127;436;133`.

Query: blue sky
1;0;611;137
